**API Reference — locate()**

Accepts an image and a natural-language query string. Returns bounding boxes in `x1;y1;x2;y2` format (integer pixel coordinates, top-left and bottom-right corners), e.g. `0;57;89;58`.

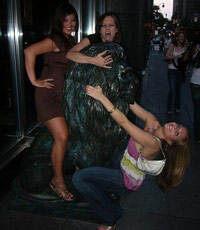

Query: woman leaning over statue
66;11;123;68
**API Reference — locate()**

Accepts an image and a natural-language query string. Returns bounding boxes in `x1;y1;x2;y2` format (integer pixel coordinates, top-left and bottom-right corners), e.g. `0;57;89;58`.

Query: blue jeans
167;69;183;112
190;83;200;139
72;167;127;225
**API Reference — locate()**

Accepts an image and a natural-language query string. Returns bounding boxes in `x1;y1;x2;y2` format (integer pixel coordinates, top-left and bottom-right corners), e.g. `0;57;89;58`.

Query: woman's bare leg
46;116;73;200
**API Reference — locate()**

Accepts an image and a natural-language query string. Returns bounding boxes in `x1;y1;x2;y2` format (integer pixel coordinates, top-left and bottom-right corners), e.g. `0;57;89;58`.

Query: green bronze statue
63;41;139;169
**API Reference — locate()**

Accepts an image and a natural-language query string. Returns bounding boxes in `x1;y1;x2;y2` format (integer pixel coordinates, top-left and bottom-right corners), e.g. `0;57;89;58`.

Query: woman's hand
85;85;104;101
32;78;54;88
144;118;160;133
93;51;113;69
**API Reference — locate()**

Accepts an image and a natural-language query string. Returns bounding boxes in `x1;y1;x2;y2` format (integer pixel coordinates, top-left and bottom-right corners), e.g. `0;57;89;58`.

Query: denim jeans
72;167;127;225
190;83;200;139
167;69;183;112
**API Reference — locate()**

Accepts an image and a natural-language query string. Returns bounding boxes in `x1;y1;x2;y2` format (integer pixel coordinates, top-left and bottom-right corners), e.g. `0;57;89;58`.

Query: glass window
0;0;19;151
0;0;69;159
82;0;105;37
82;0;94;37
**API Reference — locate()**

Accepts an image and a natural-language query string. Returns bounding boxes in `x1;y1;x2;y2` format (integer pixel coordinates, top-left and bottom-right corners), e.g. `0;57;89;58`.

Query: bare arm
66;37;113;68
129;103;160;132
85;85;157;154
164;44;173;60
24;38;55;88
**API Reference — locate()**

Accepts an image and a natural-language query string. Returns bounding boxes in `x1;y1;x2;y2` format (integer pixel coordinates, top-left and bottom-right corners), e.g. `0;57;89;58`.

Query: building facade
173;0;183;20
173;0;200;23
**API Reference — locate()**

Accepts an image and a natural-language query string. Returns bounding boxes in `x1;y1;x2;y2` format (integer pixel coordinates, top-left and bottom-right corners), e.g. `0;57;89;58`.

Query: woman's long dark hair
95;11;122;43
51;3;79;43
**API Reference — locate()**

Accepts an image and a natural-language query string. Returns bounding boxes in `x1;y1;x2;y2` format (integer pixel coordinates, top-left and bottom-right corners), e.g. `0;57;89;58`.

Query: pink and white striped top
120;137;145;191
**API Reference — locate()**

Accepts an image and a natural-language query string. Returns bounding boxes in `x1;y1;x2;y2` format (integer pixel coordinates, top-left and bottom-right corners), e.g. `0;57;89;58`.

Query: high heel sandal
49;181;75;201
97;224;117;230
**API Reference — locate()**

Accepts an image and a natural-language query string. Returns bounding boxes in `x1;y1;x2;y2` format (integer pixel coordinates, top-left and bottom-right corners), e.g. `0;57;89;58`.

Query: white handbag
136;136;166;176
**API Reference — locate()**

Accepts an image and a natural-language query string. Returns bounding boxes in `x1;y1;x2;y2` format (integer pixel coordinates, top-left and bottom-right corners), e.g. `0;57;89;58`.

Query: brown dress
35;34;74;122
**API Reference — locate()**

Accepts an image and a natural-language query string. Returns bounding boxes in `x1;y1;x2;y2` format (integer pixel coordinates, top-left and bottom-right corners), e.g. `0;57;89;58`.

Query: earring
71;29;75;37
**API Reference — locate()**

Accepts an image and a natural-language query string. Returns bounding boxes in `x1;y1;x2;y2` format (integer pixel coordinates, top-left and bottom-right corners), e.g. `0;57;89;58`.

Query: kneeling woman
73;86;190;230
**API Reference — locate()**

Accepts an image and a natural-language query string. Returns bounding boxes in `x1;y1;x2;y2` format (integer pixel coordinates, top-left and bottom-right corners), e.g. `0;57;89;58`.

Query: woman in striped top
72;85;190;230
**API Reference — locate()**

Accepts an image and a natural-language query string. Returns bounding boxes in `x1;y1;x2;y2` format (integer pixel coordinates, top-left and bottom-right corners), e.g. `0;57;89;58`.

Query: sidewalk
1;49;200;230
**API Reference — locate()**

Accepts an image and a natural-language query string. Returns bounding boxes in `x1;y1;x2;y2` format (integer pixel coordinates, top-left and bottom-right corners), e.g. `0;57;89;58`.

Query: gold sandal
97;224;117;230
49;181;75;201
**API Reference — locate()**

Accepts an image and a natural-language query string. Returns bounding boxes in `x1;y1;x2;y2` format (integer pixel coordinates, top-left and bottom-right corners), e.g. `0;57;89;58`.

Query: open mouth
168;123;174;132
105;31;111;41
65;27;72;30
168;123;180;133
63;27;74;34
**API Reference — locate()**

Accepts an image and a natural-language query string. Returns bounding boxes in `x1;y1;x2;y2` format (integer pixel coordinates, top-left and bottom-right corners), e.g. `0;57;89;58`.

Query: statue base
10;177;102;224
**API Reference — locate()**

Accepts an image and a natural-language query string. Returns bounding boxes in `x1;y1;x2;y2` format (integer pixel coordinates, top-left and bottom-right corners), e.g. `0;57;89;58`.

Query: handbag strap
153;136;165;158
138;136;165;159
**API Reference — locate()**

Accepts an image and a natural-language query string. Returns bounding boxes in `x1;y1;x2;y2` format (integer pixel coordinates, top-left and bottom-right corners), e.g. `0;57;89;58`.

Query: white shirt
191;44;200;85
168;45;186;70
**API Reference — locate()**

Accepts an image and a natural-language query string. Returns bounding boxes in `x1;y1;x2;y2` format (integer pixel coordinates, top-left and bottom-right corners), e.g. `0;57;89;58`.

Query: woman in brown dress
24;3;78;201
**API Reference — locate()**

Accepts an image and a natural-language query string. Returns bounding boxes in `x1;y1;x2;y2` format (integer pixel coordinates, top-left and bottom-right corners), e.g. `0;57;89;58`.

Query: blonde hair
157;137;190;192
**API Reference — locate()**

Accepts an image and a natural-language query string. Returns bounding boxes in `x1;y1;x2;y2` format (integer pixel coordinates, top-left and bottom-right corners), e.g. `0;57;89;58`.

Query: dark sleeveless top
87;33;125;54
87;34;103;44
34;34;74;122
